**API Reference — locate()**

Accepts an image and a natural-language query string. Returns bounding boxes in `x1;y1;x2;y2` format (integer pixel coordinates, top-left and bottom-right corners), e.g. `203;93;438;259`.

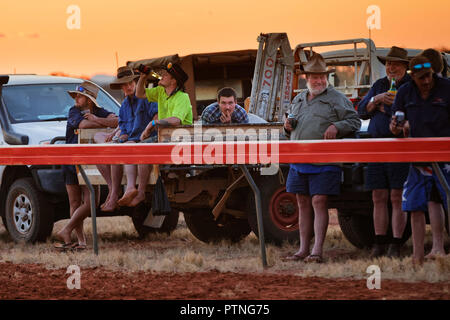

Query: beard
306;80;328;96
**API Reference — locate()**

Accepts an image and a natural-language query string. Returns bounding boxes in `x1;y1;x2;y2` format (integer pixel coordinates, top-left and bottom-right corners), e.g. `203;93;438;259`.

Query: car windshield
2;83;120;123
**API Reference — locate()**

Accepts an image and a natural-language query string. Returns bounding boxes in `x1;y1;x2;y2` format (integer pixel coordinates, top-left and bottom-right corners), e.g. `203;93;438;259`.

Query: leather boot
370;243;386;258
387;243;401;258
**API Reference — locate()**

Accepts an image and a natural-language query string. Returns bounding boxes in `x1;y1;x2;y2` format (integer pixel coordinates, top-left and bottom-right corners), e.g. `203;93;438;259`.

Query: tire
131;202;179;238
5;178;54;242
337;212;374;249
247;173;299;245
184;208;251;243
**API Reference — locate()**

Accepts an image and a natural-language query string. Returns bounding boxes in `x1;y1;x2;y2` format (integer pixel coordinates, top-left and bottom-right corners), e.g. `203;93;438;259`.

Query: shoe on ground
386;243;401;258
370;243;386;258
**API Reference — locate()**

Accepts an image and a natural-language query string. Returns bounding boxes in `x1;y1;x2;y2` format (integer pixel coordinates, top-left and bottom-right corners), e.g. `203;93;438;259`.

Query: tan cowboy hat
299;53;335;74
110;66;140;90
377;46;409;65
67;81;101;108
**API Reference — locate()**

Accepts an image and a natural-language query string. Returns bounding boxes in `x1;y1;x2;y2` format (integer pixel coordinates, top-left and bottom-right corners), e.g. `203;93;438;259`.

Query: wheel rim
12;194;33;234
269;187;298;231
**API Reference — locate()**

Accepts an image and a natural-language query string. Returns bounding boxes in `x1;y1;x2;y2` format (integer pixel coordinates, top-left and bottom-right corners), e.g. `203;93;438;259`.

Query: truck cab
0;75;120;242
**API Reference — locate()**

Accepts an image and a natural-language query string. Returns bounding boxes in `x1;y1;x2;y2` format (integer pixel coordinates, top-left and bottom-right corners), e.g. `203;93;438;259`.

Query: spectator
95;66;158;211
283;53;361;263
127;62;192;207
201;87;249;124
390;55;450;265
357;46;411;258
55;81;118;250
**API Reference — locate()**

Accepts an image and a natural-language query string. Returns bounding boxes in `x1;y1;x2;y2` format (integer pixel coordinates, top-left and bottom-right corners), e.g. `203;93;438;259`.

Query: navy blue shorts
365;162;409;190
62;165;79;185
402;164;450;212
286;167;341;196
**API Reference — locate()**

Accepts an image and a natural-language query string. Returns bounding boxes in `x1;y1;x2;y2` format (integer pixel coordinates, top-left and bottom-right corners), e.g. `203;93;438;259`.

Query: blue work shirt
65;106;113;144
358;74;411;138
119;95;158;141
392;74;450;138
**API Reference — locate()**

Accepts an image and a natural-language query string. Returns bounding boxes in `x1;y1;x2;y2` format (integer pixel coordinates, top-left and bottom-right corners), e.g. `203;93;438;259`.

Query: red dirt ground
0;262;449;300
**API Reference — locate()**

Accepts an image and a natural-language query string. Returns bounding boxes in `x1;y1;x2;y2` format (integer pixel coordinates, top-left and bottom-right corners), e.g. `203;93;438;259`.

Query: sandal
54;242;77;251
71;243;87;252
304;254;323;263
282;253;309;261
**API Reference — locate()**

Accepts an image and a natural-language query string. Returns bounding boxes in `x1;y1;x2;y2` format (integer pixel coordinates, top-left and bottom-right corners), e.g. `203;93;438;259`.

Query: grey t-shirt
288;85;361;141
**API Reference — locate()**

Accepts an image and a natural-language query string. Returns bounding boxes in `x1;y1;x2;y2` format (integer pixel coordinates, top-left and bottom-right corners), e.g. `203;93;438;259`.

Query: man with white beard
283;53;360;263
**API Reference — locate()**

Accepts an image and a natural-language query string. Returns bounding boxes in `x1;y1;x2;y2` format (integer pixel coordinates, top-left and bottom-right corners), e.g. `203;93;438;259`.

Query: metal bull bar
0;138;449;267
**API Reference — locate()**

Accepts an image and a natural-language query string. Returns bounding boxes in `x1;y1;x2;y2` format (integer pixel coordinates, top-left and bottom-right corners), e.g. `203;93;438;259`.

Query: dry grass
0;213;449;283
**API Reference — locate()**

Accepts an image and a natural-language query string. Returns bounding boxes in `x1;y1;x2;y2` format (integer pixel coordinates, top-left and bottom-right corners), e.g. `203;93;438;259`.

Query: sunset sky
1;0;449;77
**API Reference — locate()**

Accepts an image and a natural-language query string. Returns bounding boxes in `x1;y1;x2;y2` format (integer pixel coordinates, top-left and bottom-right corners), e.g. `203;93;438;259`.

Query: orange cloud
26;33;39;39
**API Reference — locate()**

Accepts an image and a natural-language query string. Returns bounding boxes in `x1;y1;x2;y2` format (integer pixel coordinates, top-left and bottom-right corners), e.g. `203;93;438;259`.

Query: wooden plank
158;123;284;143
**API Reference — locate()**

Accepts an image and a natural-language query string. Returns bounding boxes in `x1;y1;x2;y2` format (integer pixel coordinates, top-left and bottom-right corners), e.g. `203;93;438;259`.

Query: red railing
0;138;449;165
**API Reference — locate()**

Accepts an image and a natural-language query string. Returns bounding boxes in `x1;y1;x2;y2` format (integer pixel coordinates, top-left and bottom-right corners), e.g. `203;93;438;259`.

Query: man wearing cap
201;87;249;124
357;46;411;258
137;62;192;135
283;53;360;263
95;66;158;211
390;55;450;265
129;62;192;207
420;48;445;77
56;81;118;250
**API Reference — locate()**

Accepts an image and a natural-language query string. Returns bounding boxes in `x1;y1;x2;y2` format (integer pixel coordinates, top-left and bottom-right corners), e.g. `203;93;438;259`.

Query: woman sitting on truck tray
54;81;118;251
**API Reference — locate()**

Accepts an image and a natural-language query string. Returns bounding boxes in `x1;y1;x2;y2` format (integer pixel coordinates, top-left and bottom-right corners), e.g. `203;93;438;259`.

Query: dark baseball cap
164;62;188;87
409;55;433;78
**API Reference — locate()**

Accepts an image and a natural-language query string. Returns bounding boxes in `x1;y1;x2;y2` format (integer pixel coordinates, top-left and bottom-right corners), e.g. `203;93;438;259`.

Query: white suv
0;75;120;242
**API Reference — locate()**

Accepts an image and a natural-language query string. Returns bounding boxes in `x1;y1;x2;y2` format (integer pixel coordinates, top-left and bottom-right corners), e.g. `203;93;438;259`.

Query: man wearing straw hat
55;81;118;250
357;46;411;258
283;53;360;263
95;66;158;211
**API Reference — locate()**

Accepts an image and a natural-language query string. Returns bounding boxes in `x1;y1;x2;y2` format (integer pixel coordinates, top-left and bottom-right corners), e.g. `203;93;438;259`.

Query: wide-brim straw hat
299;53;335;74
377;46;410;65
67;81;101;108
110;66;140;90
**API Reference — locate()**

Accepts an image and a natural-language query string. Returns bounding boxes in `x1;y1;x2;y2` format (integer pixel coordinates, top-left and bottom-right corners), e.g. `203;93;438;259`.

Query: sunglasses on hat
412;62;431;70
76;85;85;93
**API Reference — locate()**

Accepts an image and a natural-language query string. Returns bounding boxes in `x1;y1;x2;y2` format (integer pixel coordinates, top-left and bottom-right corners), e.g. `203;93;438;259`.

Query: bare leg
294;194;313;257
310;194;329;257
57;186;91;245
117;164;138;207
411;210;426;265
425;201;446;258
390;189;407;238
372;189;389;236
96;164;112;209
60;184;81;243
102;164;123;212
129;164;151;207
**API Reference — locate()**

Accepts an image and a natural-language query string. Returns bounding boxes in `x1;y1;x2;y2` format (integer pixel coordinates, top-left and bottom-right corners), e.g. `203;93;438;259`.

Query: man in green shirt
137;62;192;140
124;62;192;207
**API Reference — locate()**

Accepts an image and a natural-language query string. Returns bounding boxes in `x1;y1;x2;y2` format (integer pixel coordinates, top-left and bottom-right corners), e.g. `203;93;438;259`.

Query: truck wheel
247;174;299;245
337;211;374;249
5;178;54;242
131;202;179;238
183;209;251;243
